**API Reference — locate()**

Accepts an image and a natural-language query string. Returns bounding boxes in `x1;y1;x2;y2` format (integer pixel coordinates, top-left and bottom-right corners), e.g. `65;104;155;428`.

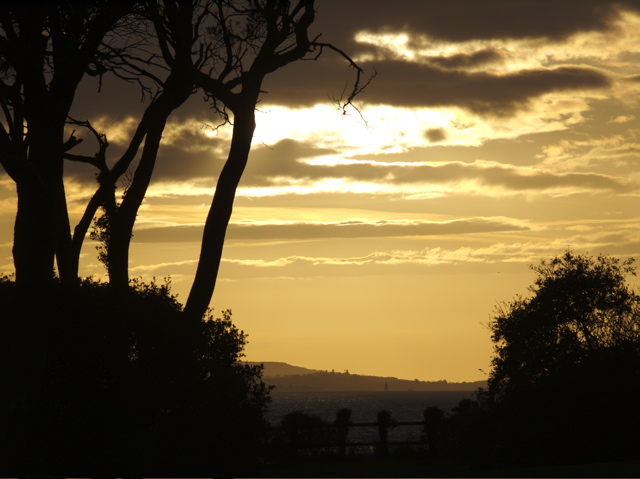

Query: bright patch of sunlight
90;116;139;145
252;98;602;159
146;179;215;198
305;157;433;167
237;178;394;197
354;31;414;60
254;103;462;153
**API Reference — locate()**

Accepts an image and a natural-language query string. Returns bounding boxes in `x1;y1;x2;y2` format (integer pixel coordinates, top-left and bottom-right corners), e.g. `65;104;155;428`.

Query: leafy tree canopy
488;250;640;397
486;251;640;464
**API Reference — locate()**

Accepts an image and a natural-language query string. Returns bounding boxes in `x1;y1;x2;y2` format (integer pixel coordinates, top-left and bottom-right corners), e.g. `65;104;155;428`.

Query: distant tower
384;382;388;392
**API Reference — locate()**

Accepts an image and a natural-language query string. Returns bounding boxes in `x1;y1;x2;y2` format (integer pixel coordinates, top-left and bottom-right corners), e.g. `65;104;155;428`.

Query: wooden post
335;408;352;457
376;410;394;456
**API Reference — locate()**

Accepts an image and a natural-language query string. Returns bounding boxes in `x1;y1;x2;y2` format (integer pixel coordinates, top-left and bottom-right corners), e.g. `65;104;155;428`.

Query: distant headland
246;361;487;392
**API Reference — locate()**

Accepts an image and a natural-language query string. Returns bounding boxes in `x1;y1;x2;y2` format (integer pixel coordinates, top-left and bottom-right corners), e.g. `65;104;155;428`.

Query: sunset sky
2;1;640;382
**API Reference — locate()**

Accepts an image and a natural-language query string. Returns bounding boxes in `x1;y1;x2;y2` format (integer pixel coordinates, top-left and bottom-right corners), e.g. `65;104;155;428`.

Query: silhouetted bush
0;277;270;476
486;251;640;466
442;397;494;469
270;411;337;459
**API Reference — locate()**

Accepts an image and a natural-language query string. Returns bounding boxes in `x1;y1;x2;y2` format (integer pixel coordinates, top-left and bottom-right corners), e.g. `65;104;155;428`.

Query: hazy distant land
248;362;487;392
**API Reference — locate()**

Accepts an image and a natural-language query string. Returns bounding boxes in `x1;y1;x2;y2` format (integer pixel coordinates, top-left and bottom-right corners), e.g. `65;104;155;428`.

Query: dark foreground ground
258;456;640;477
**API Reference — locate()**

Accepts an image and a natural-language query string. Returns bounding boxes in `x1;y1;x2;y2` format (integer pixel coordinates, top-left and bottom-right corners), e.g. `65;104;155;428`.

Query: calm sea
265;390;476;443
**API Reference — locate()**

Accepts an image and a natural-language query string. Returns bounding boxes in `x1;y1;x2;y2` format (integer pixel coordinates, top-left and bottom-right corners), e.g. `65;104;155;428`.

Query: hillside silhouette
247;361;321;376
247;362;486;391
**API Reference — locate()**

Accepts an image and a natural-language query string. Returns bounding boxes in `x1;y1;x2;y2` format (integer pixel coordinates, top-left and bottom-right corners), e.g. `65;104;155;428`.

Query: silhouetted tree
0;1;132;290
65;1;204;289
489;250;640;397
0;3;135;469
183;0;370;321
487;251;640;465
1;0;368;296
70;0;368;302
0;2;209;468
0;1;368;473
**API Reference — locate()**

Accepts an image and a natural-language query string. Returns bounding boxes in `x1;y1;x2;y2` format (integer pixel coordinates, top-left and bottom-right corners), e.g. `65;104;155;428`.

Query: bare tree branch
65;117;109;171
312;40;376;117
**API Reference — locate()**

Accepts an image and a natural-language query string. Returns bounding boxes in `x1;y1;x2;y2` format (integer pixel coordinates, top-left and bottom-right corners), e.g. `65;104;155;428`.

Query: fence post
335;408;352;458
376;410;395;456
423;406;445;456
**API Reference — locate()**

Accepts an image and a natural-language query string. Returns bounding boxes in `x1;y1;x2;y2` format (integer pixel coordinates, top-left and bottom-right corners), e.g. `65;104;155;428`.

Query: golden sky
2;0;640;382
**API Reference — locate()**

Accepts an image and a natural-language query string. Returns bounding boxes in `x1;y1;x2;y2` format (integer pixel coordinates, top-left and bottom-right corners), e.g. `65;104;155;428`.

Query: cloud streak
240;141;634;196
221;242;637;270
221;228;640;271
132;216;529;243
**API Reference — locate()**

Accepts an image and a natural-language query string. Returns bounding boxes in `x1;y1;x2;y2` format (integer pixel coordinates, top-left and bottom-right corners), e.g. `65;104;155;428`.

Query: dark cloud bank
262;1;621;114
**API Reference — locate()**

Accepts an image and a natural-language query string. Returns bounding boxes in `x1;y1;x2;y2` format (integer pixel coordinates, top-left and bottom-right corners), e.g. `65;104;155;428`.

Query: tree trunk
12;180;57;290
105;78;192;290
12;116;65;291
107;218;131;291
69;187;107;280
13;141;77;289
55;182;79;287
4;153;62;470
184;101;257;322
66;102;153;280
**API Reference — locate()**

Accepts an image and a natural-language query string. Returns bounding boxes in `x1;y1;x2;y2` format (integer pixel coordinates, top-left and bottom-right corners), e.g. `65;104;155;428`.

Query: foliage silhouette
0;276;270;476
487;251;640;466
271;410;337;459
443;397;492;469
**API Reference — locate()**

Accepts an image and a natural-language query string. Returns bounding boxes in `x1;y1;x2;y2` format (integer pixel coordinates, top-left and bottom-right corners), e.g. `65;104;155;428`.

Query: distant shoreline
247;361;486;392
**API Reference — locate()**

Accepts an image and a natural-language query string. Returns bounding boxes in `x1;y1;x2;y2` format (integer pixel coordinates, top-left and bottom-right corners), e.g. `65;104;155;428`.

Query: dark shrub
1;277;269;476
